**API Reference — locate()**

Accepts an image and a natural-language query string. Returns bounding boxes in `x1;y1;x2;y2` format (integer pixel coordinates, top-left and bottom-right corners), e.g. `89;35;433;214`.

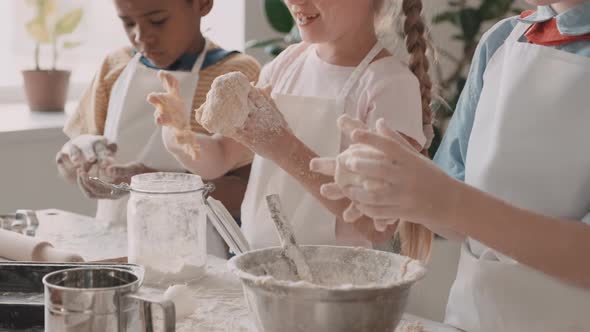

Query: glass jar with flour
126;172;212;285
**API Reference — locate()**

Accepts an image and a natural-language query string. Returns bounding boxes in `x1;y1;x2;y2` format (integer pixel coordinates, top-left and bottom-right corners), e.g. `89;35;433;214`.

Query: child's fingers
346;144;387;160
56;153;78;182
373;219;399;233
338;114;367;138
259;84;273;97
320;183;345;200
72;142;99;164
345;157;398;181
375;118;416;150
309;157;337;176
344;185;397;206
147;93;164;107
195;103;206;122
374;219;389;232
351;129;408;162
154;110;170;126
77;169;99;199
357;203;401;220
158;70;179;93
363;179;390;192
343;202;363;223
183;144;200;160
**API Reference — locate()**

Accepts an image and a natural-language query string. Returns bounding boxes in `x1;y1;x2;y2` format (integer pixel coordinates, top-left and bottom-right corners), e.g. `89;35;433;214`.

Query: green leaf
478;0;513;21
264;0;294;33
512;7;525;15
27;0;57;19
26;17;51;43
458;8;482;42
40;0;57;17
265;44;285;57
63;41;82;49
245;38;285;49
284;25;301;44
54;8;83;37
432;11;459;26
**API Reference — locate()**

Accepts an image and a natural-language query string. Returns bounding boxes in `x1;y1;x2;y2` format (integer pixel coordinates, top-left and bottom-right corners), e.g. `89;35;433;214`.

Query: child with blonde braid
152;0;434;258
313;1;590;330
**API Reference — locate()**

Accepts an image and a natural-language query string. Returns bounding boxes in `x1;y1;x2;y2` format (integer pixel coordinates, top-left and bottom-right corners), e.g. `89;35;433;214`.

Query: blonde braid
398;0;434;261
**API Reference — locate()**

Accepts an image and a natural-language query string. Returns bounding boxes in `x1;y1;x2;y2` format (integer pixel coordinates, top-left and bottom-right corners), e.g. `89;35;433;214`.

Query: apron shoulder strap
507;22;534;43
190;38;211;74
338;42;384;99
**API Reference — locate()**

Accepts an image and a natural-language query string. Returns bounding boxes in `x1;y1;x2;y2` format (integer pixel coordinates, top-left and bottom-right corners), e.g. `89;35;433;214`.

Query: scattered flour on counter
152;258;256;332
176;286;253;332
397;321;425;332
142;264;205;286
34;211;128;261
163;284;198;320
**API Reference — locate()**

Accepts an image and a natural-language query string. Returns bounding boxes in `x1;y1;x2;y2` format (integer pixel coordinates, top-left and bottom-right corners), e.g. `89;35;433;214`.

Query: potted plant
427;0;523;154
246;0;300;57
22;0;83;112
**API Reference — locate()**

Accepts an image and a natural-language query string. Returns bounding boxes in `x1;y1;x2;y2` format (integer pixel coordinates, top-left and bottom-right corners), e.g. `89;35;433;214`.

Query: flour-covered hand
57;135;117;183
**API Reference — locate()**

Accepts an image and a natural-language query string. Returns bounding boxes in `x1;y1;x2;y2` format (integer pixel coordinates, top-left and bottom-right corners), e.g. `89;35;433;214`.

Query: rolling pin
0;229;84;262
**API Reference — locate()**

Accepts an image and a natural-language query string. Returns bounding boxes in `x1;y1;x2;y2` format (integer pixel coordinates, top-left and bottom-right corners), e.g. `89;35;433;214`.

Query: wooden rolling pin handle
35;244;85;262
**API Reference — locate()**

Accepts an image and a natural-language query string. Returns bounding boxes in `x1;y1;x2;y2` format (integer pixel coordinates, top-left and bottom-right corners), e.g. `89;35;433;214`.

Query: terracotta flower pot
22;70;71;112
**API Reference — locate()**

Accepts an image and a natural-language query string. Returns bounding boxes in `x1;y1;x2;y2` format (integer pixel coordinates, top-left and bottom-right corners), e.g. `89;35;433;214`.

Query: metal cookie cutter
5;210;40;236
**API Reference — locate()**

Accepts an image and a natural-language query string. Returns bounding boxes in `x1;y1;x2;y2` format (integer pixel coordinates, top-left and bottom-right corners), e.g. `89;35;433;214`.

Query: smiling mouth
294;12;320;27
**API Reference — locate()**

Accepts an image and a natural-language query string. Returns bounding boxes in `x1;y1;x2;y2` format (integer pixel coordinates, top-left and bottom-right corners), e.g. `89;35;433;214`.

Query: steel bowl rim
228;245;426;293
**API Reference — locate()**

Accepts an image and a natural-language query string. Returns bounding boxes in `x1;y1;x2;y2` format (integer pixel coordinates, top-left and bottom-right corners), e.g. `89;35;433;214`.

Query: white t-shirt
258;42;427;148
254;42;426;247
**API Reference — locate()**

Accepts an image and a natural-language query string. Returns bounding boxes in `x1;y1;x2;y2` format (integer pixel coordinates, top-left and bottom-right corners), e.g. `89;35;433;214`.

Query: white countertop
29;209;460;332
0;102;75;133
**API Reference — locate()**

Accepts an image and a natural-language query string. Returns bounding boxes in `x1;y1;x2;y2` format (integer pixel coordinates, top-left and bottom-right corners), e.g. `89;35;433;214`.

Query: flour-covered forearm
272;131;397;244
162;128;248;180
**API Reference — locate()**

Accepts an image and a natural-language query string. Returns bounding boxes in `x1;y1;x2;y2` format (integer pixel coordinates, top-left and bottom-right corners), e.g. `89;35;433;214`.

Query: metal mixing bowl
228;245;426;332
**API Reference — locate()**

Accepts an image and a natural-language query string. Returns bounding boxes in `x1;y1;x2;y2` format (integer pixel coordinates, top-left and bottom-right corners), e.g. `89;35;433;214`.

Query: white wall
0;128;96;216
244;0;284;65
203;0;246;51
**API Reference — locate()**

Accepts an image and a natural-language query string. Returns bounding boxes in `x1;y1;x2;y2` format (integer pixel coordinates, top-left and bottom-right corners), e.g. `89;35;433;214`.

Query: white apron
97;40;227;257
241;43;384;250
445;23;590;332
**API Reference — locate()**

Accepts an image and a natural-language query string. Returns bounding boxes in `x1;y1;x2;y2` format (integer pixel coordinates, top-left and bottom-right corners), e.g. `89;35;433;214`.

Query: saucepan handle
126;289;176;332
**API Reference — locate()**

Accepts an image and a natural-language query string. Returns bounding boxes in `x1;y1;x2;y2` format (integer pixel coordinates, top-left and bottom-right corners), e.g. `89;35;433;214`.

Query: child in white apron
56;0;260;257
314;1;590;331
154;0;434;254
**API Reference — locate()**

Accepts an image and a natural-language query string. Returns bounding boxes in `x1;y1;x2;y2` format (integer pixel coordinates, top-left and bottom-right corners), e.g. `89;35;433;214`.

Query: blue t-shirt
135;48;238;71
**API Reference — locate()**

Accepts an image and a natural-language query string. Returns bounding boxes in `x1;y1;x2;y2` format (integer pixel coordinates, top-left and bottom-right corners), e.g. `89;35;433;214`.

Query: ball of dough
196;72;253;137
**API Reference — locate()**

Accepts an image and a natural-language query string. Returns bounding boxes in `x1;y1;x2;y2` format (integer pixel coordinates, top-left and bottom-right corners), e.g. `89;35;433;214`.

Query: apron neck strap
338;42;383;99
275;42;384;99
190;38;210;74
130;38;211;73
507;22;534;43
